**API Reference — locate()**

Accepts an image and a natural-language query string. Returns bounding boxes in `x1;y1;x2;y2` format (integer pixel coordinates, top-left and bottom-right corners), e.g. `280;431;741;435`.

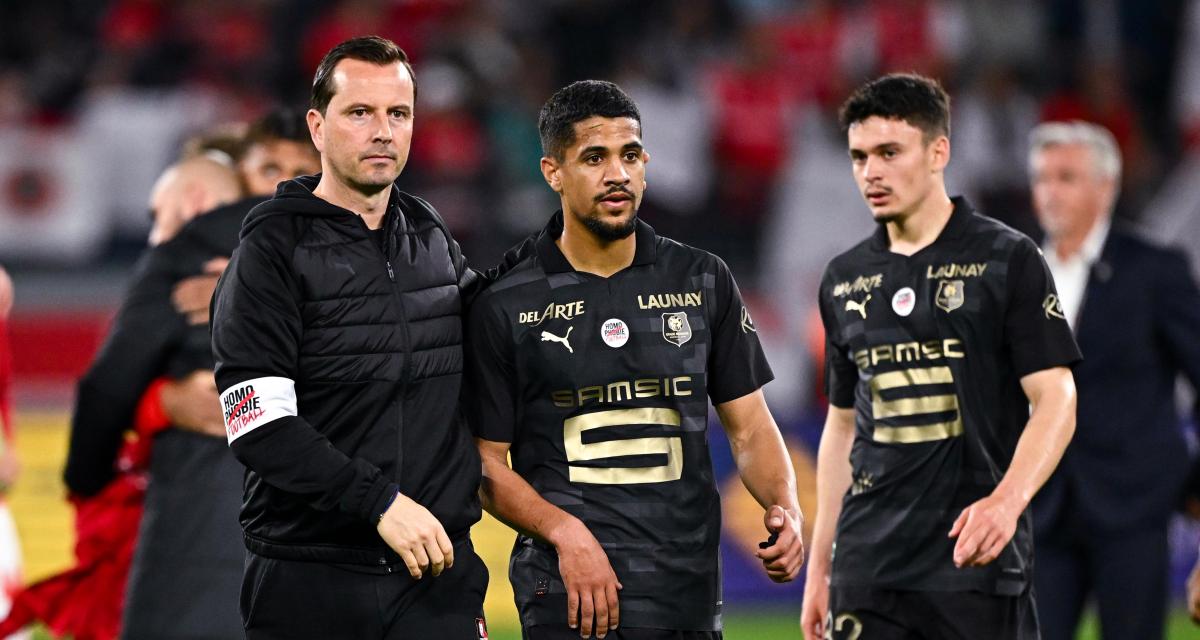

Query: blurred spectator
1028;121;1200;640
146;155;240;246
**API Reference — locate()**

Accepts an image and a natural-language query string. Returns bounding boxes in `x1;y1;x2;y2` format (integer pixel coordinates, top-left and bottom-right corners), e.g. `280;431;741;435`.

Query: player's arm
65;246;185;495
801;405;855;640
949;237;1082;567
949;366;1075;567
477;438;621;639
212;229;452;579
715;389;804;583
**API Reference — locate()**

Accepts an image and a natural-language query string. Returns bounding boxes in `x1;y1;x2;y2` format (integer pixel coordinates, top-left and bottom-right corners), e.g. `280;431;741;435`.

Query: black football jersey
468;212;773;631
818;197;1081;596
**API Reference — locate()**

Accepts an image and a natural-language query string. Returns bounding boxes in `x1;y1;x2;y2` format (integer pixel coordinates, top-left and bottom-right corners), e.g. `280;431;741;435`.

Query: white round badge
892;287;916;317
601;318;630;348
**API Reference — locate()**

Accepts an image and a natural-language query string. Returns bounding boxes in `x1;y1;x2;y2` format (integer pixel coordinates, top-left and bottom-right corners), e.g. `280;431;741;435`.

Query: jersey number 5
564;408;683;484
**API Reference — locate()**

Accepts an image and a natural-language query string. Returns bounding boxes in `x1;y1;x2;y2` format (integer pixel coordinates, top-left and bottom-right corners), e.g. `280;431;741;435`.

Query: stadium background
2;0;1200;637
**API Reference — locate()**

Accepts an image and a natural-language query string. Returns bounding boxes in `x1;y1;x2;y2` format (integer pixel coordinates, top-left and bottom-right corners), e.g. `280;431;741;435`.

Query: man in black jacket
211;36;489;639
63;110;319;640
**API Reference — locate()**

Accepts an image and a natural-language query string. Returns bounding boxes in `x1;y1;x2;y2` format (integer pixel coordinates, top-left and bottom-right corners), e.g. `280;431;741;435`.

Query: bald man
147;155;241;246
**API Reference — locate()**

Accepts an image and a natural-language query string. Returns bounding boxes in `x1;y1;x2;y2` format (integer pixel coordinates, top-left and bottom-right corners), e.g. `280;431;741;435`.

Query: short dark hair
310;36;416;115
237;107;313;159
838;73;951;142
538;80;641;160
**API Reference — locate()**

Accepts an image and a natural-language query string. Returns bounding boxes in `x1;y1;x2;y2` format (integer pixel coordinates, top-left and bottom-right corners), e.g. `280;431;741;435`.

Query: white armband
220;376;297;444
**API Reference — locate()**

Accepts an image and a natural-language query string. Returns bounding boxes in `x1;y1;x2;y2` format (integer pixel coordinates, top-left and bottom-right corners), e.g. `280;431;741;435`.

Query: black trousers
827;585;1039;640
241;538;489;640
1034;518;1168;640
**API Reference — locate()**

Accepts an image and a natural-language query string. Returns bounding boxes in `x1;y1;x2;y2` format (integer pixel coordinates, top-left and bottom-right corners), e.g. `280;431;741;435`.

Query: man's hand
161;370;225;437
1188;559;1200;623
377;492;454;579
549;517;621;639
800;563;829;640
948;492;1023;567
173;257;228;325
755;505;804;582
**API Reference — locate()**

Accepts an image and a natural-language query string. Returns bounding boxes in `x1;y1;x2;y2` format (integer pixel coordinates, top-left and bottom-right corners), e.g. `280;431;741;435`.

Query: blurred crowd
4;0;1200;417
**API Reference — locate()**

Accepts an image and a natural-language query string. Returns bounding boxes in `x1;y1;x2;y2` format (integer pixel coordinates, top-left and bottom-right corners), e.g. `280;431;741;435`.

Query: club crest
935;280;965;312
661;312;692;346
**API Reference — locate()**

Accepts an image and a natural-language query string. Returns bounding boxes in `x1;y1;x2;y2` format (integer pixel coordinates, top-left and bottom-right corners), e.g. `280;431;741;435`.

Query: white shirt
1042;217;1111;330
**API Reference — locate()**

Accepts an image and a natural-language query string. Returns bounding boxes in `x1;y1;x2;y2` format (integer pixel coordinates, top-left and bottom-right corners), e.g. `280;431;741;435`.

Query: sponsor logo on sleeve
1043;293;1067;320
740;306;756;333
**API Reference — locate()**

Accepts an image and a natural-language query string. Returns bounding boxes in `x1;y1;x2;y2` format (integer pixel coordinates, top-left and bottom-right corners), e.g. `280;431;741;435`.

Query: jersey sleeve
211;225;398;523
1003;238;1083;377
465;291;519;442
708;258;774;404
818;266;858;409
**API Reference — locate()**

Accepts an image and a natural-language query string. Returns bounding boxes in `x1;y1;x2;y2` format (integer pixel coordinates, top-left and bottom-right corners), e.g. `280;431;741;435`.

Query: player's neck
556;215;636;278
886;191;954;256
313;173;391;230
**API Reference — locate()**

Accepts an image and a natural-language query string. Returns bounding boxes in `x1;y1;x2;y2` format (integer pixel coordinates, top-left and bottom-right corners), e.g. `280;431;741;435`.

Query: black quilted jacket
211;175;483;565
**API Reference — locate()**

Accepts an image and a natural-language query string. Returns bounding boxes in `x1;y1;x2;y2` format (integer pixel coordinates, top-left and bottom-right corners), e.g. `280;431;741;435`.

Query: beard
580;211;638;242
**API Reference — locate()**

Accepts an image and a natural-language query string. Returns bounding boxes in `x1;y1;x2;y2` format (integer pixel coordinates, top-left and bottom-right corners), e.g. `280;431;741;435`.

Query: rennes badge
935;279;965;312
661;312;692;346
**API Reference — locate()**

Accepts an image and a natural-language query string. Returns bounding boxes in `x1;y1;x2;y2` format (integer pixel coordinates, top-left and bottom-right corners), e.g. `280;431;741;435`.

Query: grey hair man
1029;120;1200;640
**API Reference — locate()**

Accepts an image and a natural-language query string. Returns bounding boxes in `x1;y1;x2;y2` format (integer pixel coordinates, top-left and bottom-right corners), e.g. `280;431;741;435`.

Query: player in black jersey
468;81;805;640
800;74;1081;640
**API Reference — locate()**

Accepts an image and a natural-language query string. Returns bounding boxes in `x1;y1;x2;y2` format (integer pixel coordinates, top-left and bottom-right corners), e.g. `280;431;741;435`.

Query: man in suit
1029;120;1200;639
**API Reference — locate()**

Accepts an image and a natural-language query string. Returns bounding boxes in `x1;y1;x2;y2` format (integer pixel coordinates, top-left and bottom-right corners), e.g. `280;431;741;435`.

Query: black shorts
827;585;1039;640
241;538;489;640
524;626;721;640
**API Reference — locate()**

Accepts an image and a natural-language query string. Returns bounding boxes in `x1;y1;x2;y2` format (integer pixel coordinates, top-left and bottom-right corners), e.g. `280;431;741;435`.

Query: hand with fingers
161;370;226;437
948;492;1022;568
755;505;805;582
376;492;455;579
799;566;829;640
552;518;622;639
173;257;228;325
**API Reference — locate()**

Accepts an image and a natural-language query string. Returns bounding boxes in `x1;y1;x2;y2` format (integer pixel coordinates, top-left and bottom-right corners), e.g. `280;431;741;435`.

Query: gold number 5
563;408;683;484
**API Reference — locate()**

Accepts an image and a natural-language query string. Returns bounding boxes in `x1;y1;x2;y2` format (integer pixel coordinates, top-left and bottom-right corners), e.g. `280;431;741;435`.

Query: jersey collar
870;195;975;252
535;210;658;274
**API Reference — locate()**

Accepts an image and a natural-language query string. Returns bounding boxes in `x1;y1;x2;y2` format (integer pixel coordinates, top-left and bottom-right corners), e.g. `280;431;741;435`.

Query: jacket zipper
360;208;411;567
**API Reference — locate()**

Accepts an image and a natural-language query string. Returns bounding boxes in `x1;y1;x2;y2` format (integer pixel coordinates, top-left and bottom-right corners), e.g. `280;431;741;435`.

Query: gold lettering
606;381;632;403
552;390;574;408
672;376;692;396
578;386;603;406
895;342;920;363
926;263;988;280
634;378;661;398
871;345;894;365
944;338;964;358
563;408;683;484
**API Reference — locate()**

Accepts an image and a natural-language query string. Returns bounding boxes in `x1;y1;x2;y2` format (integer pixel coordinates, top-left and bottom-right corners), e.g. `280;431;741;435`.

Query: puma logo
845;294;871;319
540;327;574;353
